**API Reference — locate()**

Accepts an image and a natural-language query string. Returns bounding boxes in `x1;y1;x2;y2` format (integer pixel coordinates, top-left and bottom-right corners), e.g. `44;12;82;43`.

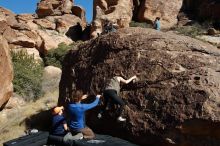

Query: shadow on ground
24;109;52;131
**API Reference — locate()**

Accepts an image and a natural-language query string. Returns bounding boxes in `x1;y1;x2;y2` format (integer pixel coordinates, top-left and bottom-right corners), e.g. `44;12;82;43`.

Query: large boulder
16;14;40;30
36;0;74;18
33;18;56;30
72;5;86;27
91;0;133;38
59;28;220;146
0;7;17;26
0;36;13;109
9;30;36;48
53;14;83;33
134;0;183;28
35;29;72;53
0;7;16;35
16;14;36;22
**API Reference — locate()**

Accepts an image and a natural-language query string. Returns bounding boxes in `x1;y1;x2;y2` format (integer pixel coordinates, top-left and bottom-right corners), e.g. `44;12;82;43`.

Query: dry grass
0;90;58;145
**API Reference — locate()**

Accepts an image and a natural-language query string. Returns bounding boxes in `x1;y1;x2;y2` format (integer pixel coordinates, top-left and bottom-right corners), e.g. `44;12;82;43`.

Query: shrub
43;42;79;68
12;50;44;101
130;21;152;28
174;23;207;38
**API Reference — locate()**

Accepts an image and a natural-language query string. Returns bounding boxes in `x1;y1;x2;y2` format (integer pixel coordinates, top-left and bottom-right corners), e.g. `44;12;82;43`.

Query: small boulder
42;66;62;93
207;28;217;36
5;93;25;109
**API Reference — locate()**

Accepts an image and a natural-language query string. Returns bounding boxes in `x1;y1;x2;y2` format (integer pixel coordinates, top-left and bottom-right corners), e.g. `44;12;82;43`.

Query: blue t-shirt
51;115;66;135
68;97;99;131
155;20;160;30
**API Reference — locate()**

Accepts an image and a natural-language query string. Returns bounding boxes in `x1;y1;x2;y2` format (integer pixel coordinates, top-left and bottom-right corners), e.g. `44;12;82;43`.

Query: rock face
72;5;86;26
91;0;220;32
182;0;220;20
59;28;220;146
0;36;13;110
134;0;183;28
0;2;85;110
91;0;183;36
36;0;74;18
91;0;133;38
0;3;86;55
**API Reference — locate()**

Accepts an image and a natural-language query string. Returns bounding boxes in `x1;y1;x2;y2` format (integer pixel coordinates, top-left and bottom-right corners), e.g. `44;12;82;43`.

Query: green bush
12;50;44;101
174;23;207;38
130;21;152;28
43;42;76;68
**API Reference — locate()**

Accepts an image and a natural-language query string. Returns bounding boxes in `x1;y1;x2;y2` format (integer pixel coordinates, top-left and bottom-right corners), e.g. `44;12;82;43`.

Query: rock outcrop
134;0;183;28
0;1;86;110
91;0;220;33
91;0;183;36
0;3;86;56
0;36;13;110
59;28;220;146
72;5;86;26
91;0;133;38
182;0;220;20
36;0;74;18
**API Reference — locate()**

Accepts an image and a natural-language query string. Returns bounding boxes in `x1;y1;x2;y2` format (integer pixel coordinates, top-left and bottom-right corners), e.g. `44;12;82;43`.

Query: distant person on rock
102;20;117;34
153;17;161;31
98;74;137;122
68;90;101;139
51;106;68;136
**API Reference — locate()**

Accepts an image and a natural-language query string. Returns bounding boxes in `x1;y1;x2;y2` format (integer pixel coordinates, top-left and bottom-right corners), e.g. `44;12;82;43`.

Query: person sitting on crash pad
98;72;137;122
68;90;102;139
51;106;68;136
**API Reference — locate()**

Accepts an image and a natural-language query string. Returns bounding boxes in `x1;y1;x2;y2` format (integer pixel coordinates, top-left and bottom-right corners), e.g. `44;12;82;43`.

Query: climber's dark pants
102;89;125;116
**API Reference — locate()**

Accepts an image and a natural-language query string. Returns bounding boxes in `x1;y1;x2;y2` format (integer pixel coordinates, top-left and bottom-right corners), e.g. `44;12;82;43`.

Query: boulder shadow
24;109;52;131
66;22;83;41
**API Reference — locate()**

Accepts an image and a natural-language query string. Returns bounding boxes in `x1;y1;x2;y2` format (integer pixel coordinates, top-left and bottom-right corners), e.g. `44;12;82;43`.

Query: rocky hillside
59;27;220;146
0;0;86;57
91;0;220;37
0;0;86;109
91;0;183;38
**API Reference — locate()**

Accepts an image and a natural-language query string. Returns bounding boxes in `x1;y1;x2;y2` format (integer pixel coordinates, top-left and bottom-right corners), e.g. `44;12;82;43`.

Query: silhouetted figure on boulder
102;21;117;35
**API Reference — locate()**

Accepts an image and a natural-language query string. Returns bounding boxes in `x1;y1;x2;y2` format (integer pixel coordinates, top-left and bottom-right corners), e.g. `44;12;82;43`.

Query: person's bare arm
64;123;68;131
117;75;137;84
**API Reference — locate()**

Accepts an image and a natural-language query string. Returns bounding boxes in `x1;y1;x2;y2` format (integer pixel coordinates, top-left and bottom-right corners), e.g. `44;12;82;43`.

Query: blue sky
0;0;93;22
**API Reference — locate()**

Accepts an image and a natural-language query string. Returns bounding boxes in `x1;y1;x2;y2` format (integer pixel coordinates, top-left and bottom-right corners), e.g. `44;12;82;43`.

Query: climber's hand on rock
96;95;102;98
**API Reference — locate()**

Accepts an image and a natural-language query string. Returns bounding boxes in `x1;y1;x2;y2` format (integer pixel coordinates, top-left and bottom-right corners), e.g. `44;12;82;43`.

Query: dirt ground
0;91;58;145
